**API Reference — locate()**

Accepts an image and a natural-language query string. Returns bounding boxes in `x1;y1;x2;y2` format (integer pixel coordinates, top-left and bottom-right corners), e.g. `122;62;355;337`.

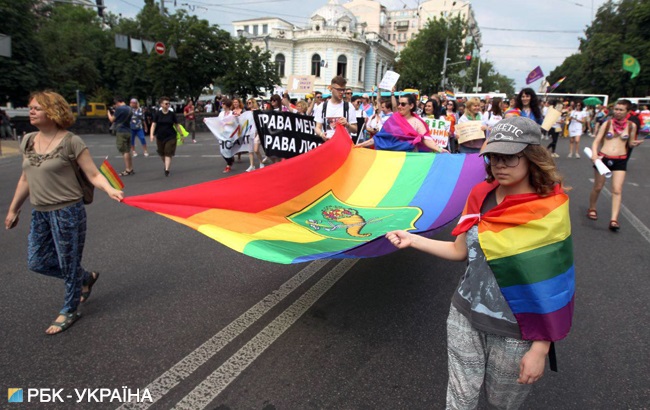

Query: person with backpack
129;98;149;157
4;91;123;335
314;75;357;140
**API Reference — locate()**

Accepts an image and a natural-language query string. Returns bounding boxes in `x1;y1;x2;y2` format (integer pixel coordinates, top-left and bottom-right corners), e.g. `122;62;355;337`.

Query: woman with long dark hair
510;88;543;125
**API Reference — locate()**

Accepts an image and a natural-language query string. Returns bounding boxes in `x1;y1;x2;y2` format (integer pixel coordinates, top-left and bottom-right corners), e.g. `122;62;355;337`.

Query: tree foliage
395;15;514;95
548;0;650;99
0;0;278;106
0;0;49;105
217;38;281;98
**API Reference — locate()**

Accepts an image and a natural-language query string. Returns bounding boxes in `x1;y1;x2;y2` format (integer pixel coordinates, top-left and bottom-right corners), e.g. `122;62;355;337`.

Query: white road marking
117;259;330;410
589;178;650;244
172;258;359;410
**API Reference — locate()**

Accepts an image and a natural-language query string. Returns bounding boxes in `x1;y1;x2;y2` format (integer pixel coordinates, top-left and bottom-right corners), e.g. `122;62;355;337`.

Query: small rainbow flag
453;181;574;341
99;159;124;189
124;127;486;264
546;77;566;93
445;90;455;99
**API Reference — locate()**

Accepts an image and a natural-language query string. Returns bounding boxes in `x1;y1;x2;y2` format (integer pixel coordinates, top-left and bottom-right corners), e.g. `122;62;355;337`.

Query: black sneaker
164;170;170;177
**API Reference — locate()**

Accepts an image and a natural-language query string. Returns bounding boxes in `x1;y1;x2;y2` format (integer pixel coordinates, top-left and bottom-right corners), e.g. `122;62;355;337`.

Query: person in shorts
107;96;134;175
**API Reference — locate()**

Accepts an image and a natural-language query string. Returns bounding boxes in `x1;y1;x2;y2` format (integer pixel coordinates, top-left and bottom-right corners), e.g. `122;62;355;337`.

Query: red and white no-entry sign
154;42;165;55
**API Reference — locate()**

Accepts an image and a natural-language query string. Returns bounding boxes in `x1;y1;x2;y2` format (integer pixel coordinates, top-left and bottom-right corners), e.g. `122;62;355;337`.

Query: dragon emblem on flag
288;191;422;242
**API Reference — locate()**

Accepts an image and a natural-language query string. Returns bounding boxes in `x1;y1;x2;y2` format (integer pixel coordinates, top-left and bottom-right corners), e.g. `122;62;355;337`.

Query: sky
105;0;610;91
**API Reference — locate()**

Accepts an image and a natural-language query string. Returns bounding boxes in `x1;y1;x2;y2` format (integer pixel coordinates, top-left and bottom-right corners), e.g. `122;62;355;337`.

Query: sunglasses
345;92;353;95
331;87;346;92
398;102;410;107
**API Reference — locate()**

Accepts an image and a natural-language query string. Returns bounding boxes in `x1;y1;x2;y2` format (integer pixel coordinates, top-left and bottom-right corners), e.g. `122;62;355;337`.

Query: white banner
130;38;142;53
115;34;129;50
204;111;256;158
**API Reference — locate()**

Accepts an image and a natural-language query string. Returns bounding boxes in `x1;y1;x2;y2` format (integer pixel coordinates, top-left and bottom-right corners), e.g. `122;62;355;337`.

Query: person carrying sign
314;76;357;140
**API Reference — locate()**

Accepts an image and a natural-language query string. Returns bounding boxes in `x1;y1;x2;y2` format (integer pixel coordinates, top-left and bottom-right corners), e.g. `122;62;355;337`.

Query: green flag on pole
622;54;640;79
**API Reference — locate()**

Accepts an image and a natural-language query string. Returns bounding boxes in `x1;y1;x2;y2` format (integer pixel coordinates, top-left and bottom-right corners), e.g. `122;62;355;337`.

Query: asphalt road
1;132;649;409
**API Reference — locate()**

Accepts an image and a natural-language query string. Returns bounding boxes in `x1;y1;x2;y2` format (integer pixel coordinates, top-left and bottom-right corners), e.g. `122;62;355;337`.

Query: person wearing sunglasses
306;91;323;116
344;88;353;103
386;116;573;409
314;76;357;140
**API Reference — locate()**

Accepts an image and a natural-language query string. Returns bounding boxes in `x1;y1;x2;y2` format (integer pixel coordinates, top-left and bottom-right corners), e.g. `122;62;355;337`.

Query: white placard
379;70;400;90
422;117;450;148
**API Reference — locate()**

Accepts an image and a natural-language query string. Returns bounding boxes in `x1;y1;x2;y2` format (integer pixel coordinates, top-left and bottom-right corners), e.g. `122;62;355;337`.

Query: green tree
395;15;467;94
0;0;48;105
37;3;108;101
549;0;650;99
217;37;280;97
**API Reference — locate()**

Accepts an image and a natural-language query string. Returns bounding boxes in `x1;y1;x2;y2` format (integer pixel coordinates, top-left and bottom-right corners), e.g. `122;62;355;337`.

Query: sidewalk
0;139;20;158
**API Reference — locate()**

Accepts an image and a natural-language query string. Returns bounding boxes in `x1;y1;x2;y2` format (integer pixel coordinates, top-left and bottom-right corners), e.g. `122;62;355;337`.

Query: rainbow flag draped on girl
452;181;575;341
124;127;485;264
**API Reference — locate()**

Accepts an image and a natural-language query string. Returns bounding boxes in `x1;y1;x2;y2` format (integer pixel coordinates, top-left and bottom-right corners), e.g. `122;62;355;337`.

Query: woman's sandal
587;208;598;220
609;220;620;232
119;169;135;176
81;271;99;303
46;312;81;335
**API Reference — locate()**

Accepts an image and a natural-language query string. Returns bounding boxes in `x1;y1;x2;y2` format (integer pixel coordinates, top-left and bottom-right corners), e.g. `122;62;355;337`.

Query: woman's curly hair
29;90;75;129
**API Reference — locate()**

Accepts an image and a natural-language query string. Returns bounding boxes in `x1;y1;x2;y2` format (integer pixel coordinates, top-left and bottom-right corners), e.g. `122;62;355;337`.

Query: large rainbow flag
453;181;574;341
124;127;486;264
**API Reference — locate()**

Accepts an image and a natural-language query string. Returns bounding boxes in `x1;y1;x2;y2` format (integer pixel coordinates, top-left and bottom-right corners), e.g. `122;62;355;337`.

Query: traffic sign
154;42;165;55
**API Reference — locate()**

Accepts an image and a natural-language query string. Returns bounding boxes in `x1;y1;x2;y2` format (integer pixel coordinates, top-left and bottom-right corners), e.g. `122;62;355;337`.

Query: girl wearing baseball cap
386;116;574;408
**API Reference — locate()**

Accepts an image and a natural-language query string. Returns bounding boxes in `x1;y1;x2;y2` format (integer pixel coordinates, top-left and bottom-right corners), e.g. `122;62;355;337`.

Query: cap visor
480;141;527;156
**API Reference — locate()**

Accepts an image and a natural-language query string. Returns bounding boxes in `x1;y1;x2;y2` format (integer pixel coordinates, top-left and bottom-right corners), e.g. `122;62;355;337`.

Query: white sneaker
259;163;265;169
132;152;138;157
246;165;255;172
567;153;573;158
575;153;580;159
262;156;269;164
552;153;560;158
144;152;149;157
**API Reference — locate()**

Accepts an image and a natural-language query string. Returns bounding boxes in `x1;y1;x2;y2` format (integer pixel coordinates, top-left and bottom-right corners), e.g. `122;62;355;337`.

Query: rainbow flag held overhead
124;127;486;264
453;181;574;341
99;159;124;190
445;90;455;99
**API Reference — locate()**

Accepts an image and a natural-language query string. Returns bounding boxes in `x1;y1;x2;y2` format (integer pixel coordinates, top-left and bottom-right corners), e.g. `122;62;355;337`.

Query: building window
243;25;249;33
253;25;259;36
275;54;285;77
311;54;321;77
263;24;268;34
358;58;364;82
337;55;347;78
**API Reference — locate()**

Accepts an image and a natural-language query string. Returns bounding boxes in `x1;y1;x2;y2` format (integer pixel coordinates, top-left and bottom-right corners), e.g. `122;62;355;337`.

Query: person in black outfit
149;96;182;177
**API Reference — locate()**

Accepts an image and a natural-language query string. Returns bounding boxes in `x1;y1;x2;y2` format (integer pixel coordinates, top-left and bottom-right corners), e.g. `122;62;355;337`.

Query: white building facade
232;0;395;94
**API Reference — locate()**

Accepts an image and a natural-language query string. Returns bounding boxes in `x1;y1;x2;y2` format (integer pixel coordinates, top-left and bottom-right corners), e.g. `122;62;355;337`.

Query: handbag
64;133;94;204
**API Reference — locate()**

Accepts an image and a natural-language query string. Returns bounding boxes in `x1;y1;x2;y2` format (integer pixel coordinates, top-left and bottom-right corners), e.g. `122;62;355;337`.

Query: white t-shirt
569;110;587;136
314;100;357;139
